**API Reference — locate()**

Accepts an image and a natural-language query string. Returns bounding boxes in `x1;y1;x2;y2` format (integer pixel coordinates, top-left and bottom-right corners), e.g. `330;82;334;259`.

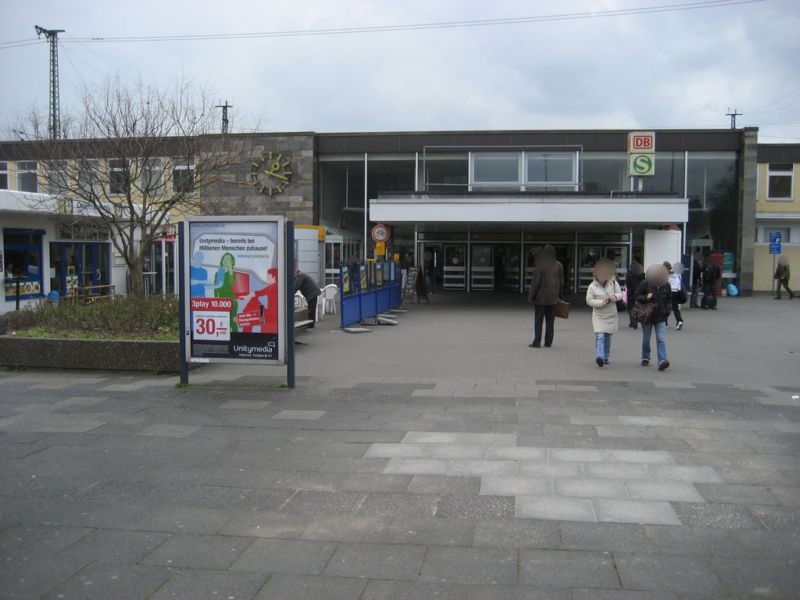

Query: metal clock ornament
249;151;293;197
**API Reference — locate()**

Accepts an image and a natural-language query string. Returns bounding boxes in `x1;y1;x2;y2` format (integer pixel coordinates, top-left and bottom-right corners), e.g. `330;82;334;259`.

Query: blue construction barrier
340;261;402;328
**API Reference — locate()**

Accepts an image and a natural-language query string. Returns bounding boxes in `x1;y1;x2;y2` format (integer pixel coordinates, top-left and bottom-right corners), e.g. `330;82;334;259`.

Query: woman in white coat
586;258;623;367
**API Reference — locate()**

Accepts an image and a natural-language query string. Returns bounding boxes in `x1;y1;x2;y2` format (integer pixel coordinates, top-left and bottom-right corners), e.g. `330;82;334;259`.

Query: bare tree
11;77;249;299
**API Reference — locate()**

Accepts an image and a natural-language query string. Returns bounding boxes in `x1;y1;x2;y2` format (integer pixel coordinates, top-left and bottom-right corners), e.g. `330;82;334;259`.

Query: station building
0;127;774;309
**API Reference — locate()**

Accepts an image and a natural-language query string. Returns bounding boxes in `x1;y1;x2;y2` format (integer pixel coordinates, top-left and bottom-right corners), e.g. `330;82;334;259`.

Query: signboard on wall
769;231;782;255
183;216;285;364
628;131;655;177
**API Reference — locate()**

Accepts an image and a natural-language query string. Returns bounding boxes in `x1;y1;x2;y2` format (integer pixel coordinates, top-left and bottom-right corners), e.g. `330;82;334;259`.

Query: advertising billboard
183;217;285;364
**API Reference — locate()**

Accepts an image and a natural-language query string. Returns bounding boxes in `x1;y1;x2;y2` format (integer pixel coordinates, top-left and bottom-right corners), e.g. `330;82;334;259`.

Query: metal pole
363;153;368;261
161;239;167;297
286;221;296;389
177;222;188;385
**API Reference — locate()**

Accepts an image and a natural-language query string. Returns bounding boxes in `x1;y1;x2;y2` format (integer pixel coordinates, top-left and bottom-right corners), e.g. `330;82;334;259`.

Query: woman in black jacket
635;264;672;371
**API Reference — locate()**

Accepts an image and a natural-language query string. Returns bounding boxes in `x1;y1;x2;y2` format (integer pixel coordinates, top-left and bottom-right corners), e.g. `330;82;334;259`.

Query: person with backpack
700;255;721;310
635;264;673;371
586;258;623;367
625;261;645;329
774;256;794;299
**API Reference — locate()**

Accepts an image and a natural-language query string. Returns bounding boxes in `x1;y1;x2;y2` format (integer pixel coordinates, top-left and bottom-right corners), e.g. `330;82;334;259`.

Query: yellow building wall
756;163;800;210
754;244;800;292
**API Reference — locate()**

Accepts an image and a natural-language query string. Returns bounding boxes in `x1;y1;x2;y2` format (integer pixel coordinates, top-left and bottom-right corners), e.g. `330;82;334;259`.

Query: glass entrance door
443;244;466;290
494;244;521;292
525;244;575;295
470;245;494;291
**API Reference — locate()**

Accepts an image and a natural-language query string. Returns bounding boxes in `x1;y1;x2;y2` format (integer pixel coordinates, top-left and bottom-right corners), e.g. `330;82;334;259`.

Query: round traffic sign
371;224;391;243
632;155;653;175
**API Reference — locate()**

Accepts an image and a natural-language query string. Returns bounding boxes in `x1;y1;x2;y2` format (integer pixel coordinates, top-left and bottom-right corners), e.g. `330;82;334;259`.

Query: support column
737;127;758;296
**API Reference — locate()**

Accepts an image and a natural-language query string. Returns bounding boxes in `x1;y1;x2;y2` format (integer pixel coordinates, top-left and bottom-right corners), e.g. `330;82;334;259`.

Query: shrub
6;296;179;340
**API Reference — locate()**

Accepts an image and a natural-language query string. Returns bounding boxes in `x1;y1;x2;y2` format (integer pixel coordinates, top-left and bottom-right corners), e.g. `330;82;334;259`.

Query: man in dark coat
527;245;564;348
295;271;321;327
625;261;645;329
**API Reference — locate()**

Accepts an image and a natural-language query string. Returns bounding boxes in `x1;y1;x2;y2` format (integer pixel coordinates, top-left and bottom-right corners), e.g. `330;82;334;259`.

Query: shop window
767;163;793;200
108;159;130;195
472;153;521;186
16;161;38;193
172;158;195;193
762;228;790;243
526;153;576;187
3;228;44;299
0;162;7;189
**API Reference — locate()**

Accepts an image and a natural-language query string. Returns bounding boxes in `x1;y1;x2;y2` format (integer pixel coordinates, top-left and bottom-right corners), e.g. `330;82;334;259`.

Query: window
762;227;790;243
767;163;793;200
424;155;468;190
172;158;195;193
16;161;38;193
108;159;129;195
0;162;7;189
3;228;44;299
139;157;163;192
526;153;577;188
77;159;101;197
472;153;521;186
45;161;69;195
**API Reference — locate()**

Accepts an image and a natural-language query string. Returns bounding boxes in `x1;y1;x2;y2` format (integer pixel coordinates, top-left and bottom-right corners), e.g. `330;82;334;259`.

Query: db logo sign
628;131;655;153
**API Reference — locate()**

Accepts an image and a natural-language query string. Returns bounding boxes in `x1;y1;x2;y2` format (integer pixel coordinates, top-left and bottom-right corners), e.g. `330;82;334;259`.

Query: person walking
664;261;686;330
635;264;673;371
625;261;645;329
294;271;322;327
700;255;721;310
586;258;622;367
527;245;564;348
690;251;703;308
774;256;794;299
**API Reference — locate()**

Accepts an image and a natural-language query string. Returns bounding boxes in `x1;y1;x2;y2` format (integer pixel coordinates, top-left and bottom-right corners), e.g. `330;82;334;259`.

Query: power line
0;0;765;48
747;84;800;113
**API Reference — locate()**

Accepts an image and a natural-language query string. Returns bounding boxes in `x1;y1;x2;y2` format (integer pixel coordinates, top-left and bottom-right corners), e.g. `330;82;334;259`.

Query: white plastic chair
322;284;339;315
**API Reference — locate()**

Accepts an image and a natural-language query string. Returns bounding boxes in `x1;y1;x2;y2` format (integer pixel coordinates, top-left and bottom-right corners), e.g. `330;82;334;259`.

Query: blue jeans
595;333;612;360
641;320;668;363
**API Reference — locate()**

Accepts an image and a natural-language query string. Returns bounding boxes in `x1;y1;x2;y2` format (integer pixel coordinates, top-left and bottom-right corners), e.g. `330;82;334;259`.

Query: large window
367;157;415;200
172;158;195;193
686;152;738;253
424;155;468;191
0;162;7;189
767;163;793;200
139;158;163;192
582;152;627;193
77;159;101;197
472;153;520;186
108;159;129;195
319;159;364;227
640;152;685;195
16;161;38;193
526;152;577;189
45;161;69;195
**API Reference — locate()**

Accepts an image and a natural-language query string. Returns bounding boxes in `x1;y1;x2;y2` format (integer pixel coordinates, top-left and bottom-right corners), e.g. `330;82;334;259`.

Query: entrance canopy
370;192;688;225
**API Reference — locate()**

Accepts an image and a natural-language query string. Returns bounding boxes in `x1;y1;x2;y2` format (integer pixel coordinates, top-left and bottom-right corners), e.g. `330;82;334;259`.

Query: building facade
753;144;800;292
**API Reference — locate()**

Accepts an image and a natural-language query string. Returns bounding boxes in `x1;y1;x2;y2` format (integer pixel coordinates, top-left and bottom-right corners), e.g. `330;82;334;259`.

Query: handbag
631;301;655;324
553;300;570;319
677;287;688;304
616;299;627;312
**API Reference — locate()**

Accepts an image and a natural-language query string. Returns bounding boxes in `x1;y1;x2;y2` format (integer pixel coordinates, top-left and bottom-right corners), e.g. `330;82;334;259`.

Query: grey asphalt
0;294;799;599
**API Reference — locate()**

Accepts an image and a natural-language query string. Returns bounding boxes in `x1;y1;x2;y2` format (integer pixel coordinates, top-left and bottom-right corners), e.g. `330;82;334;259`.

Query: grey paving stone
731;529;800;561
300;515;392;543
572;590;678;600
555;478;627;499
465;585;570;599
366;443;426;458
711;557;800;597
384;517;475;546
643;525;744;557
150;569;267;600
230;538;336;575
358;492;439;518
447;459;517;477
560;522;653;553
516;496;596;522
384;458;449;475
436;494;515;519
770;485;800;507
361;580;468;600
402;431;460;444
254;573;367;600
625;481;705;503
338;473;413;493
457;432;517;446
480;476;553;497
271;409;326;420
420;546;517;585
549;448;610;463
671;502;764;530
694;482;781;505
0;524;93;559
141;533;252;569
518;462;583;478
42;562;172;600
421;444;487;459
519;548;620;589
472;519;560;550
615;554;726;595
137;424;199;438
593;499;681;526
278;490;366;516
406;474;480;495
649;465;723;483
220;511;309;539
584;463;650;480
0;552;89;599
56;529;169;564
323;542;426;580
485;446;547;460
609;450;676;464
749;504;800;529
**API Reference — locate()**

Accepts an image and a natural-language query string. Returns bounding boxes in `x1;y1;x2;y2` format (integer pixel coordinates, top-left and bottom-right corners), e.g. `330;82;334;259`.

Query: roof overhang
370;195;688;225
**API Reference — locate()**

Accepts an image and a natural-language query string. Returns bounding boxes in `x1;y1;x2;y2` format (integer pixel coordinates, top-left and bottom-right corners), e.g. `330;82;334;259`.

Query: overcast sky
1;0;798;143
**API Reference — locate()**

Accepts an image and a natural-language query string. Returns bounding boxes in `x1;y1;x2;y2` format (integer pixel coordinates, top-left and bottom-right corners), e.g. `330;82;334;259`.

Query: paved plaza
1;295;799;599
